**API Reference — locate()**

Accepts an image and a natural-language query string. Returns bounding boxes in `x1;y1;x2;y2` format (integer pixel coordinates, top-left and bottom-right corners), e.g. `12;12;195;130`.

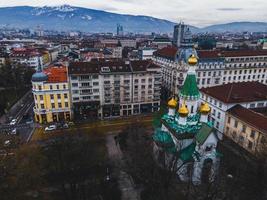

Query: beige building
224;104;267;156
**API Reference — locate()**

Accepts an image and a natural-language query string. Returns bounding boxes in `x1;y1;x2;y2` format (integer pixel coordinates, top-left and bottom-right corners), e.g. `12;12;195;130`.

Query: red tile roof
153;46;178;60
201;82;267;103
43;64;67;83
197;49;267;59
197;50;222;59
228;105;267;133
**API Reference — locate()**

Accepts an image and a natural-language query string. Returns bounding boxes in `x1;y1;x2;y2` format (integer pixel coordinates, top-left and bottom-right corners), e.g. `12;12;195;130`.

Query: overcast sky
0;0;266;27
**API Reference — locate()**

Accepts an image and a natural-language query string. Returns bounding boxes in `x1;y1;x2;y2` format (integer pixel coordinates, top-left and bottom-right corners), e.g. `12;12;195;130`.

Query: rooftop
43;64;67;83
228;105;267;133
153;46;178;61
201;82;267;103
68;60;160;75
198;49;267;59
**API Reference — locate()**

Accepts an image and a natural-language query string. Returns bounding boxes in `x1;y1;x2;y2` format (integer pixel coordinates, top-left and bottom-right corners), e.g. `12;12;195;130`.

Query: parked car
11;128;17;135
4;140;11;146
68;122;75;126
62;123;69;129
26;119;34;124
45;125;57;132
9;119;17;126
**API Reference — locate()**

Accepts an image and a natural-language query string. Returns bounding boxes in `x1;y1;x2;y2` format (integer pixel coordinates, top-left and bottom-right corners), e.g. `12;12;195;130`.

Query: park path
106;134;140;200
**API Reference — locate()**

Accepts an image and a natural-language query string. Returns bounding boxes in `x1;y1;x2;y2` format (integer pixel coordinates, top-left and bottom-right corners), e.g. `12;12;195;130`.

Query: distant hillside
0;5;266;33
202;22;267;33
0;5;177;33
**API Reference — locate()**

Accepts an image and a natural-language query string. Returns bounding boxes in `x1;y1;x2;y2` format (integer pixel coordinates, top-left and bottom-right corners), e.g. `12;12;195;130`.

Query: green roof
153;129;174;144
196;123;213;145
180;74;200;98
180;142;196;162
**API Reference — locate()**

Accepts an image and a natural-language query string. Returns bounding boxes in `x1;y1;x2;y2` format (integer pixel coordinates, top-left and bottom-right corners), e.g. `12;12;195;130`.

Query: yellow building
32;64;71;123
225;104;267;156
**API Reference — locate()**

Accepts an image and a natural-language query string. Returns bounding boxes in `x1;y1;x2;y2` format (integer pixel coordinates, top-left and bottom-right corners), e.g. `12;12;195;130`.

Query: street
0;91;35;143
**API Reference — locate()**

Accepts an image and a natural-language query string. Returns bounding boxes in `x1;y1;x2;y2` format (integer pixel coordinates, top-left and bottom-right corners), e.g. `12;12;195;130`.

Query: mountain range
0;5;267;33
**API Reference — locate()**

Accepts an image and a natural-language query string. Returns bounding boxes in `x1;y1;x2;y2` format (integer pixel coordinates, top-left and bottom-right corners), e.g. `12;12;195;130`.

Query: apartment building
153;47;267;96
68;60;161;119
32;64;71;123
200;82;267;138
225;105;267;156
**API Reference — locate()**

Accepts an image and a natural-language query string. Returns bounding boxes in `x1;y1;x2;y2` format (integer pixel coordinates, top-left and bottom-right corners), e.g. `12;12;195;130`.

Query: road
0;92;35;143
31;115;154;142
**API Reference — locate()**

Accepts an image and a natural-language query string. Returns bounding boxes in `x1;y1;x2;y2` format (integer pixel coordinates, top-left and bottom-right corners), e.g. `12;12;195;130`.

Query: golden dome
188;54;198;66
200;102;211;114
167;97;177;108
178;103;189;117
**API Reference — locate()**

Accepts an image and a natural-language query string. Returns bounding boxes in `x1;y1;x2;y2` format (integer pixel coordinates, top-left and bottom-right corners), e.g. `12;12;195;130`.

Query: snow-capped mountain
0;5;177;33
1;5;266;33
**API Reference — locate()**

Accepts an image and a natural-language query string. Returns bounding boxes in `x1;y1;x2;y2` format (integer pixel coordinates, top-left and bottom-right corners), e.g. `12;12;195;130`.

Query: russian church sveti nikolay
153;54;220;185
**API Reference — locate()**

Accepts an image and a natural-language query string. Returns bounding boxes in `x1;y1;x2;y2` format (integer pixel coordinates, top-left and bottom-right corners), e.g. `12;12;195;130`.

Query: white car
4;140;11;146
11;128;17;135
9;119;17;126
45;125;57;132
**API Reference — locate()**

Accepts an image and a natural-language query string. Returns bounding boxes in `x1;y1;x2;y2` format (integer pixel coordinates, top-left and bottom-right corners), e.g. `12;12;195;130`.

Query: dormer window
101;67;110;73
205;145;213;152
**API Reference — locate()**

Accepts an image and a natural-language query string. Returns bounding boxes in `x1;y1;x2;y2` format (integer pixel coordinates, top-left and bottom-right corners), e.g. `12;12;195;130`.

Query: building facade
68;60;161;120
173;22;186;48
32;64;72;123
200;82;267;138
153;48;267;96
225;105;267;156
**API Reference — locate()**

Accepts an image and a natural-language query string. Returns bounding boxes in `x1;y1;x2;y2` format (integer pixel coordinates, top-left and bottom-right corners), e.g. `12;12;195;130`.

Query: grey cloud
217;8;243;11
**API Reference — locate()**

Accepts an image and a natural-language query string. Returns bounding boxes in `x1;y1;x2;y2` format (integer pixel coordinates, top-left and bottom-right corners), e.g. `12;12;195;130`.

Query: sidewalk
106;134;140;200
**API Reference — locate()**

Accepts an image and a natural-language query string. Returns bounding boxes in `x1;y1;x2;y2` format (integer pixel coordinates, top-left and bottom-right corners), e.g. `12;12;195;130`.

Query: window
250;103;255;108
51;103;55;108
50;85;53;90
228;116;231;124
64;94;68;99
71;76;77;80
226;127;229;134
216;122;219;129
63;84;66;89
232;131;237;139
65;102;69;107
58;103;62;108
38;85;42;90
50;94;54;99
205;145;212;152
56;85;59;90
250;130;255;138
239;135;244;144
248;141;253;149
57;94;61;99
234;120;238;128
242;125;246;132
72;83;78;87
40;95;43;100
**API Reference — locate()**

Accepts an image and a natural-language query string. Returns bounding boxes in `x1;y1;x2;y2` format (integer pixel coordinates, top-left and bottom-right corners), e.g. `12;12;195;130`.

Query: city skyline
0;0;266;27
